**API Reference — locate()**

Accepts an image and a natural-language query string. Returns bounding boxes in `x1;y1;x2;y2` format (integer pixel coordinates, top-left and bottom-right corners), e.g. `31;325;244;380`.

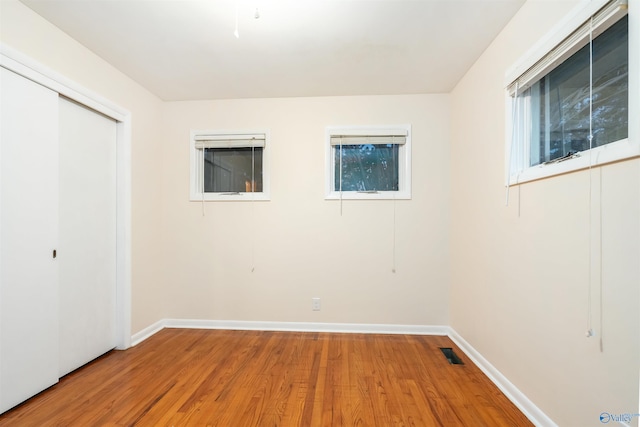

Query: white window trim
504;0;639;186
325;125;412;200
190;129;270;201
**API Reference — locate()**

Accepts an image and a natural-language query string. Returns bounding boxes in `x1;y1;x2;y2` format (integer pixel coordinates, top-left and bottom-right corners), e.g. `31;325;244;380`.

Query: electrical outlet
312;297;321;311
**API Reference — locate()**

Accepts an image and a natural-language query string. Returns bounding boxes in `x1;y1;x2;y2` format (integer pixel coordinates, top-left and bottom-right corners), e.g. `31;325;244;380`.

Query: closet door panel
58;97;117;377
0;67;60;413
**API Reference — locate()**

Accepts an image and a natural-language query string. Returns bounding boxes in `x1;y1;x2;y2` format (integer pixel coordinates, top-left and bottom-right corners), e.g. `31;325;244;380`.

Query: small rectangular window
326;126;411;200
204;147;263;193
190;131;269;201
505;0;636;184
525;15;628;167
334;143;399;192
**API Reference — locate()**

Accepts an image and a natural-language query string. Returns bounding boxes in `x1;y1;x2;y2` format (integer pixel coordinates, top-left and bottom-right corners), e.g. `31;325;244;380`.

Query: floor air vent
440;347;464;365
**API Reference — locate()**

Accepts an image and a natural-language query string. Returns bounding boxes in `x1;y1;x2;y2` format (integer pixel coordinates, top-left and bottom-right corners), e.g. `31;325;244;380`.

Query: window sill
507;138;640;186
325;190;411;201
190;192;270;202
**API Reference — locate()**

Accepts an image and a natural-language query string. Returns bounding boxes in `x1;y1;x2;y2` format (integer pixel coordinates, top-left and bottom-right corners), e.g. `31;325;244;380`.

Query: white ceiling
20;0;525;101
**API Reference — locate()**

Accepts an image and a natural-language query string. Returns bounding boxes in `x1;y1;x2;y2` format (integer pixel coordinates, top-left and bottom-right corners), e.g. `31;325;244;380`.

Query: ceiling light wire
234;2;240;38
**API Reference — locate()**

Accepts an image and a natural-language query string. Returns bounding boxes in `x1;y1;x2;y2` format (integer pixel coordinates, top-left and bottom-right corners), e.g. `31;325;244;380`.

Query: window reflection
334;144;399;192
204;147;263;193
526;16;628;166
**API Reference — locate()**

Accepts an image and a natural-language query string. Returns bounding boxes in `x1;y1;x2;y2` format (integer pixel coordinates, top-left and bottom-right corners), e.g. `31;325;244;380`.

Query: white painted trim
115;116;132;350
189;129;271;202
324;124;412;200
0;45;128;122
630;0;640;147
447;328;558;427
164;319;448;335
505;0;605;87
130;319;449;346
0;43;133;350
130;319;167;347
507;138;640;186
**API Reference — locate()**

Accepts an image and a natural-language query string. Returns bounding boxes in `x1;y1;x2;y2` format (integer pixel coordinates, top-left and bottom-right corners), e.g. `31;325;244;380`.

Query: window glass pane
526;16;628;166
203;147;263;192
334;144;399;191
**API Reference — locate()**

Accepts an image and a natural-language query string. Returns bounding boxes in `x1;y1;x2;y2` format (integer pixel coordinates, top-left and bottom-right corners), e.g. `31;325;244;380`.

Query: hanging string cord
589;17;594;155
392;191;397;274
506;81;520;206
586;17;603;352
339;138;343;216
234;1;240;38
598;159;603;352
251;139;255;272
586;16;595;339
391;136;397;273
201;148;206;216
586;17;593;337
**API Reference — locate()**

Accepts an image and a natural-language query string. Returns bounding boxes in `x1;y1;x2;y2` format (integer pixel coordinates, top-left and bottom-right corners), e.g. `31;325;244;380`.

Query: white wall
160;95;450;325
450;1;640;426
0;0;166;333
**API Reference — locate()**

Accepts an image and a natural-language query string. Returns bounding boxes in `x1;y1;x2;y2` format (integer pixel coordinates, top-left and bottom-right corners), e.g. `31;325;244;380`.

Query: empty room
0;0;638;426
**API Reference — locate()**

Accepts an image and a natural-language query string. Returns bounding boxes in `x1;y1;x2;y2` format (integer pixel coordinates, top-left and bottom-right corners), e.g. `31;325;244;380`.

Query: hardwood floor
0;329;533;426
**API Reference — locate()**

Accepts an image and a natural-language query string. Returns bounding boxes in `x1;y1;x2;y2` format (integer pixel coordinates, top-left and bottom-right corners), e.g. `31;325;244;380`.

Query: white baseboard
130;318;448;345
129;319;554;427
164;318;448;335
130;319;167;346
447;328;557;427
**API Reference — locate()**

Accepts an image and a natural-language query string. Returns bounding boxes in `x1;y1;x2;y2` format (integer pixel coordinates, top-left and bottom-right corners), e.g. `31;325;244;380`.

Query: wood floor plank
0;329;534;426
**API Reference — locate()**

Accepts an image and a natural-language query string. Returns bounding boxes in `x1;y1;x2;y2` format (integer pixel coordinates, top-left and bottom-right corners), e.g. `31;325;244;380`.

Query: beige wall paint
450;1;640;426
160;95;450;325
0;0;166;333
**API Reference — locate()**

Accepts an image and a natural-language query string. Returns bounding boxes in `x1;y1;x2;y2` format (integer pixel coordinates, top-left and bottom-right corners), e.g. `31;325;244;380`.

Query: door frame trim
1;44;132;349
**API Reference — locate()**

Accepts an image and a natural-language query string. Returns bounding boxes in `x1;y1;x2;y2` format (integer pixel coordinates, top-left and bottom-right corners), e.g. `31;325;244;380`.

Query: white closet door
0;67;60;413
58;97;117;377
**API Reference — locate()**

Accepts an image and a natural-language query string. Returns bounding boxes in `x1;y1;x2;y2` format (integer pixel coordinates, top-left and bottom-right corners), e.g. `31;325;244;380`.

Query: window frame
504;0;638;186
325;125;412;200
190;129;270;201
